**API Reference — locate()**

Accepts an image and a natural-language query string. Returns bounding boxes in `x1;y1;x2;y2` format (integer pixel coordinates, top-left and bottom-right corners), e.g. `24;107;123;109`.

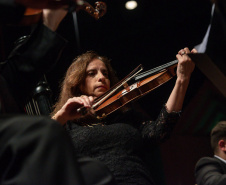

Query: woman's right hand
52;95;94;125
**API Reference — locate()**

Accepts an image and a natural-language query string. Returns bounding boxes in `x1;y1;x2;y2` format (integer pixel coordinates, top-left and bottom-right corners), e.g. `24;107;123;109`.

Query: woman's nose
97;72;105;81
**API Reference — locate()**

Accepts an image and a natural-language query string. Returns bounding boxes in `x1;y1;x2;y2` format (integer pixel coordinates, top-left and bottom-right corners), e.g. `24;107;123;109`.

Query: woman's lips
96;85;107;90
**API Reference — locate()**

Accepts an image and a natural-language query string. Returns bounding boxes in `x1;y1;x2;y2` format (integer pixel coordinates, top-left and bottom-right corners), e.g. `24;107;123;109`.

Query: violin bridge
123;82;129;89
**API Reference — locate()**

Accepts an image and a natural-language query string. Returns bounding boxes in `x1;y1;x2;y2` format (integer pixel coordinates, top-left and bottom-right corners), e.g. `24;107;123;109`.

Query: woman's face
80;59;111;98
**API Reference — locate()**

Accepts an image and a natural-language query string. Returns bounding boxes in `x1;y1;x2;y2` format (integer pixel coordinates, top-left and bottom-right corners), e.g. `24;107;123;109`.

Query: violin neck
134;59;178;80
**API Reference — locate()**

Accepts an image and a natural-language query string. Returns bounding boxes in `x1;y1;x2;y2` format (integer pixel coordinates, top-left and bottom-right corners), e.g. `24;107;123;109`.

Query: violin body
95;65;177;119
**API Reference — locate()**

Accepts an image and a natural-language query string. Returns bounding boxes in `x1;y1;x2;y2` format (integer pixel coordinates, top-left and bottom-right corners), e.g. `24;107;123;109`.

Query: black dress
67;105;180;185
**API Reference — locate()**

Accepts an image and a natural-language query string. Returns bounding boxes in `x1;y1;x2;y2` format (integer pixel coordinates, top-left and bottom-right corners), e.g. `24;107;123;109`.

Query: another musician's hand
52;95;94;125
42;8;68;31
176;47;196;82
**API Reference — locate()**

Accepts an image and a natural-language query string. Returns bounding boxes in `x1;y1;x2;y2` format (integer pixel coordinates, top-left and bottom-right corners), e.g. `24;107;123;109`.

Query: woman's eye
103;72;109;77
102;70;109;77
88;71;95;76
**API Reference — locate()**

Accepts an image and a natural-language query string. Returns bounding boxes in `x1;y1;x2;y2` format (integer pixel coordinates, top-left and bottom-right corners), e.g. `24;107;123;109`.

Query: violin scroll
81;1;107;20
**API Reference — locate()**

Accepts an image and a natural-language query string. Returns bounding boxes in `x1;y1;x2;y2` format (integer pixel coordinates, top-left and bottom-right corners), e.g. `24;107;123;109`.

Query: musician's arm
165;47;196;112
0;10;68;110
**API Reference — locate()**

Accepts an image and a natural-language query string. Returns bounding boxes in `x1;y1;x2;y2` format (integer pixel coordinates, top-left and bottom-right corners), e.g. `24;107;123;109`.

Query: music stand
188;53;226;98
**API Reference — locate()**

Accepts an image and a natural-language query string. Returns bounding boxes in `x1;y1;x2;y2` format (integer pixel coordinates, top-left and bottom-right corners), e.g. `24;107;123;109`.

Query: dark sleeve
140;105;180;144
0;0;26;24
0;23;68;109
195;157;226;185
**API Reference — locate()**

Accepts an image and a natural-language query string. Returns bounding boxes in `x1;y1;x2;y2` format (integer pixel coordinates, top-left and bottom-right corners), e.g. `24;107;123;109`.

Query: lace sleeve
140;105;181;144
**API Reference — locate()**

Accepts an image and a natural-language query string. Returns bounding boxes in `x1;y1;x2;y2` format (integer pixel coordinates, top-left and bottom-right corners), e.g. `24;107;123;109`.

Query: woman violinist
52;47;196;184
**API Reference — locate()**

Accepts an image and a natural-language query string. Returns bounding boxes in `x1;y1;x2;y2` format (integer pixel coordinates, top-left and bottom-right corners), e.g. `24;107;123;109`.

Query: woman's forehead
87;59;107;70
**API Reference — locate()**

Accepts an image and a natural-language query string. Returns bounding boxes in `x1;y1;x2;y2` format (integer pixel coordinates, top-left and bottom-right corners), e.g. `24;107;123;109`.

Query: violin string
139;60;178;76
92;65;143;109
134;59;178;80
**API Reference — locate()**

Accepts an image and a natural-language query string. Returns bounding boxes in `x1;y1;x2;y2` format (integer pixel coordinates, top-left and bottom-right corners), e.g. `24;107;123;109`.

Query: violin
78;60;178;120
19;1;107;25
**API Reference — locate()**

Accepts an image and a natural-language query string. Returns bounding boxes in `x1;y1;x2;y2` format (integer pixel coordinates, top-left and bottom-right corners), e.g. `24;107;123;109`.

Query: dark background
1;0;226;184
53;0;213;117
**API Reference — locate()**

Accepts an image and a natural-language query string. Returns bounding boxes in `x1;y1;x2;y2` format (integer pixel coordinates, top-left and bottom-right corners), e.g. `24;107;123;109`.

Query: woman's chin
95;91;107;98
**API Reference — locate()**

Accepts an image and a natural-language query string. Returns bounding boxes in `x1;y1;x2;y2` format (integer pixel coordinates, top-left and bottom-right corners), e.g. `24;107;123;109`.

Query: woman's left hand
176;47;196;82
165;47;197;112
